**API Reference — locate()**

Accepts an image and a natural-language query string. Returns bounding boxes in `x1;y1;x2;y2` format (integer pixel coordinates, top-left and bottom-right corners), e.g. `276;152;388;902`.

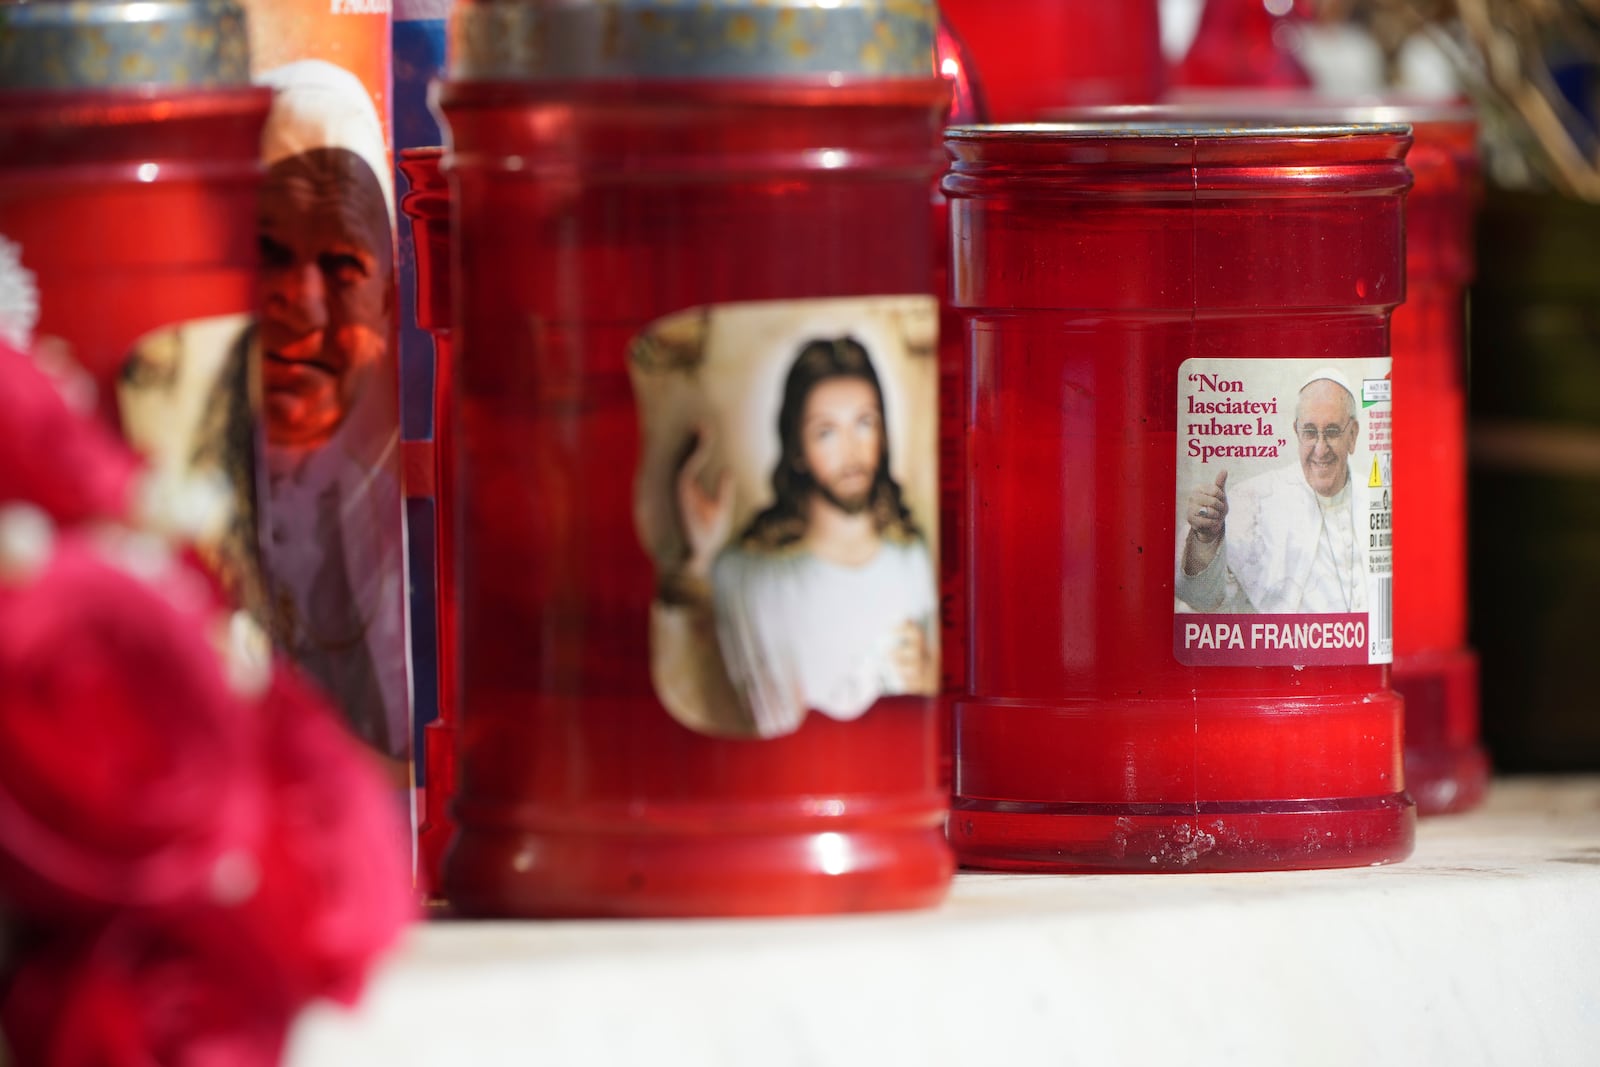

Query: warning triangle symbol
1369;456;1384;488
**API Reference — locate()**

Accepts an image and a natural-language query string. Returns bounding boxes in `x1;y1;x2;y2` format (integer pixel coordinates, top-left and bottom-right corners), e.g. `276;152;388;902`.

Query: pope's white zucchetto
1298;367;1360;417
257;59;395;227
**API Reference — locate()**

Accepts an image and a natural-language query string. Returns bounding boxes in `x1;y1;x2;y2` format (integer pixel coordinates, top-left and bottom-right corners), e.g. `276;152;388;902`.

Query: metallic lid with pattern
450;0;939;82
0;0;251;91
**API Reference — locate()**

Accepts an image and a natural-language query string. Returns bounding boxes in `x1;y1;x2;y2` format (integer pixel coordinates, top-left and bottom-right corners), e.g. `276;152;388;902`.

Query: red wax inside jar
944;124;1416;872
398;147;457;895
0;88;271;429
438;80;954;917
939;0;1162;122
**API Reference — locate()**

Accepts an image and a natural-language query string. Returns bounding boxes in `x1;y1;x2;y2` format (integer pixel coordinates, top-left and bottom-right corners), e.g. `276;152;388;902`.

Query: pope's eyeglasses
1297;421;1351;447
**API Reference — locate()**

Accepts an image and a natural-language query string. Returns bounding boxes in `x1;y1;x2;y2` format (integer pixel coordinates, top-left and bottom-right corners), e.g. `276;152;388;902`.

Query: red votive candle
398;146;457;895
0;1;269;431
437;0;953;917
933;12;988;789
944;122;1416;872
1383;106;1486;814
939;0;1162;122
1047;97;1490;815
1171;0;1313;91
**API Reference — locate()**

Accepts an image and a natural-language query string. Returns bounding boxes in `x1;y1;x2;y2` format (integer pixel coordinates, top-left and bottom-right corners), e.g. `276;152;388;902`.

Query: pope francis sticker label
1174;357;1393;666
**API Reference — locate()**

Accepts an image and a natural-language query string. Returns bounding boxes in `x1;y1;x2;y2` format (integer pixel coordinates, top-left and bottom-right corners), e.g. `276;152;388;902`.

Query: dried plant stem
1326;0;1600;199
1454;0;1600;198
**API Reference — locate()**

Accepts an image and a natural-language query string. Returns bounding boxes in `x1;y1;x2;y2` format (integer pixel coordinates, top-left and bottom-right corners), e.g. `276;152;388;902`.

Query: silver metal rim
945;121;1415;141
1047;99;1474;127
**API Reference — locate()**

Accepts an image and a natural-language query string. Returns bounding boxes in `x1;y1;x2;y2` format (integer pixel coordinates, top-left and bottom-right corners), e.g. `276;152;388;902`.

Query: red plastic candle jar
1381;105;1486;814
398;146;457;894
1046;97;1490;815
933;13;988;788
0;0;269;431
944;123;1416;871
938;0;1162;122
437;0;953;916
1172;0;1313;90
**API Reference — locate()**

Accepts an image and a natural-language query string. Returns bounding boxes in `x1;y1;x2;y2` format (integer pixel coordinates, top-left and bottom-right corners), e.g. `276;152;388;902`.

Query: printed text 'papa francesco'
1184;618;1367;652
1183;373;1288;464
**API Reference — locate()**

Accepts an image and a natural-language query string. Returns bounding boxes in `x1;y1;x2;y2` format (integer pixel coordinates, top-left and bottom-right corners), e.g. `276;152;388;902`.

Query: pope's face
800;376;883;513
1296;379;1357;497
256;149;391;449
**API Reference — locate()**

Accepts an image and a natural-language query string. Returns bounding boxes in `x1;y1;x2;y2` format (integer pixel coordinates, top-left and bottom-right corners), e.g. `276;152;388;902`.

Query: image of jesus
672;336;938;739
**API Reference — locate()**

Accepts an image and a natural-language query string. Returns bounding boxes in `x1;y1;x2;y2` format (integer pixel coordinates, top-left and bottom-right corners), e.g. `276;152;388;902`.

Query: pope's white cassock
1175;461;1368;615
258;391;407;757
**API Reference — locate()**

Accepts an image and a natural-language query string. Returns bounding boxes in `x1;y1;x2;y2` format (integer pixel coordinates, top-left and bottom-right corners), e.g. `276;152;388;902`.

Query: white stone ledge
287;777;1600;1067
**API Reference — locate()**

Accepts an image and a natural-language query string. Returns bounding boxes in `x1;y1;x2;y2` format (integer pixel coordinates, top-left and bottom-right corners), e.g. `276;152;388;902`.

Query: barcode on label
1370;575;1393;660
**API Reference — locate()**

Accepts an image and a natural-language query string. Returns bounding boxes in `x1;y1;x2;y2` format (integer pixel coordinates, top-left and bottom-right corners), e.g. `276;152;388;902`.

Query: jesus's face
799;376;882;514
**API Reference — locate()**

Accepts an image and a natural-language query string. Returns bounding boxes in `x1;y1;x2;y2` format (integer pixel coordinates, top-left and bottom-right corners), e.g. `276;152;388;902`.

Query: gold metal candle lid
0;0;252;91
449;0;939;82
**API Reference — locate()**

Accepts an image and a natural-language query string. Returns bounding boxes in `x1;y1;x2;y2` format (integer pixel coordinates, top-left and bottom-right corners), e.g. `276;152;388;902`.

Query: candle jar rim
945;121;1413;141
1046;98;1475;130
